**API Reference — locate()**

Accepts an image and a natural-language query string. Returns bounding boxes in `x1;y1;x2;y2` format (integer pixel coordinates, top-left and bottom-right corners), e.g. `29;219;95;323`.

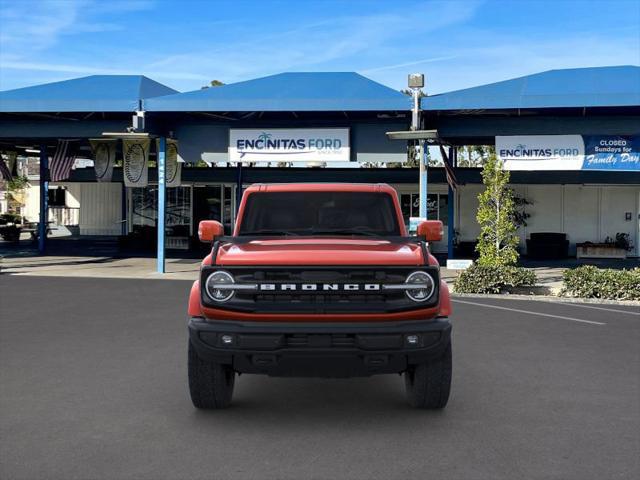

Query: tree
457;145;495;167
385;141;421;169
5;175;29;215
475;153;519;266
201;80;225;89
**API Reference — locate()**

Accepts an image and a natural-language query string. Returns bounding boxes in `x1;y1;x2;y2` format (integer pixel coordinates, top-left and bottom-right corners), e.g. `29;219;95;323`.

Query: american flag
49;140;78;182
439;145;458;190
0;156;12;181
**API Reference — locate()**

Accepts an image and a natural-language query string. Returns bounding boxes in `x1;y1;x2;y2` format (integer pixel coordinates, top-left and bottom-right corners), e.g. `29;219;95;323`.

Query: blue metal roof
145;72;411;112
0;75;178;113
422;66;640;111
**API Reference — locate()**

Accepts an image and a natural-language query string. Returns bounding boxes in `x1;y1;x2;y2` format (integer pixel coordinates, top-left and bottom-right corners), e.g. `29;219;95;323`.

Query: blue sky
0;0;638;94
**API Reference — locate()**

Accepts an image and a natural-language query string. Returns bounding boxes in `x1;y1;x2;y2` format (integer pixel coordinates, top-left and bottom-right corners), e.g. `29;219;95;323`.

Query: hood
215;238;425;266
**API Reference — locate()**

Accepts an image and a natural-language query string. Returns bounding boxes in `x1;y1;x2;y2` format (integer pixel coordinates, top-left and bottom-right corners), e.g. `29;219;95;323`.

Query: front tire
188;340;235;409
404;342;452;409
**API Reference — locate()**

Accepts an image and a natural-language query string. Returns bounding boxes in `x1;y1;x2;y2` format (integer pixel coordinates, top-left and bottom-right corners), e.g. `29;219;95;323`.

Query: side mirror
417;220;443;242
198;220;224;243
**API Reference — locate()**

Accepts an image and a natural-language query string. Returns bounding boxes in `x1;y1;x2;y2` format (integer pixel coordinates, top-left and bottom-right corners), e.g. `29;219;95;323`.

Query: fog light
406;334;420;345
220;334;234;345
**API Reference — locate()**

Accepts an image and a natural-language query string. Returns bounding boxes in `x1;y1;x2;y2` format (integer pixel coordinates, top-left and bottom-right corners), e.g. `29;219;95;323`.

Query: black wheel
404;342;452;409
188;340;235;409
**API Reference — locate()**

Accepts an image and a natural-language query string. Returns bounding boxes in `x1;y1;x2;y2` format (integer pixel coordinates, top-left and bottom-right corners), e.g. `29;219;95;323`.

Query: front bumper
188;317;451;378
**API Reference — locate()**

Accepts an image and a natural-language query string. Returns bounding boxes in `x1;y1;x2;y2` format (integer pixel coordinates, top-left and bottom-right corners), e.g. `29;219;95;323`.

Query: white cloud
360;56;459;74
0;59;209;81
0;0;153;56
134;1;484;90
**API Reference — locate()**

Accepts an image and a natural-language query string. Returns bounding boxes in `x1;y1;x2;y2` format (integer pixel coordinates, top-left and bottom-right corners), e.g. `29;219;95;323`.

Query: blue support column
236;162;243;208
38;145;48;254
157;137;166;273
418;140;428;218
447;146;456;259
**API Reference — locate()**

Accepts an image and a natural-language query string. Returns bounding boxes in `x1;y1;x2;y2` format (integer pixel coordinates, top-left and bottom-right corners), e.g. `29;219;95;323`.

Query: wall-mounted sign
582;136;640;171
90;139;116;183
496;135;585;170
497;135;640;171
229;128;350;163
122;138;150;187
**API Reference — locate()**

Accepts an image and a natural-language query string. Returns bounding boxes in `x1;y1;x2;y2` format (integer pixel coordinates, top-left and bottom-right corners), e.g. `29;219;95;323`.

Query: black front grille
201;265;439;314
234;269;406;284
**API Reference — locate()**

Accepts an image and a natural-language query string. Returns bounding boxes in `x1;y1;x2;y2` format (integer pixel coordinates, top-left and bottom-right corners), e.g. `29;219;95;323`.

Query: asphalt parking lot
1;275;638;480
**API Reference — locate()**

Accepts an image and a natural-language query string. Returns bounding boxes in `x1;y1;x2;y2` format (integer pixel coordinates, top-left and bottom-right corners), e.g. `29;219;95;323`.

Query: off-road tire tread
188;340;235;409
404;342;452;409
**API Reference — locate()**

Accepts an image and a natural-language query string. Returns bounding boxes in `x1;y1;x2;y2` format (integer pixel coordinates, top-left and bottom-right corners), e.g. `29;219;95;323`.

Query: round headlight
405;271;435;302
205;271;235;302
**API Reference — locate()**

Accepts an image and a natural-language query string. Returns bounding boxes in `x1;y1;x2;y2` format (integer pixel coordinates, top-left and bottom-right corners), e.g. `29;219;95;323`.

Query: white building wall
64;184;81;208
522;186;563;234
599;186;639;256
20;181;120;234
32;181;637;256
456;183;640;257
562;186;599;255
23;182;40;222
78;182;122;235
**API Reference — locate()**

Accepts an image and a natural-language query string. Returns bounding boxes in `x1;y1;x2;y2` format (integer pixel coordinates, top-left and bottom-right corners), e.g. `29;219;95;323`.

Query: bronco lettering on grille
258;283;381;291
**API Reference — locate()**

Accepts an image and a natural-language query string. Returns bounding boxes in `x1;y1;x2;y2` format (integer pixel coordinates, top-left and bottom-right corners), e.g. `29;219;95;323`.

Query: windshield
238;191;401;236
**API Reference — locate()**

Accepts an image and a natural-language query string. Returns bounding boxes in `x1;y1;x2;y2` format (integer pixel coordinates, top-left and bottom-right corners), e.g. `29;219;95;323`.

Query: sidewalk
2;254;577;292
0;255;201;281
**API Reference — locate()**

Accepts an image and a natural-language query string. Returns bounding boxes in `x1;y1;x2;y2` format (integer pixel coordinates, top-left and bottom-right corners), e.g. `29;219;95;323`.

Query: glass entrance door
192;185;236;236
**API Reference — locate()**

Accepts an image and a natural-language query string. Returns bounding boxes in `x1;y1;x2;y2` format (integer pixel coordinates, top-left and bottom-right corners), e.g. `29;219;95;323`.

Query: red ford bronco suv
188;183;452;409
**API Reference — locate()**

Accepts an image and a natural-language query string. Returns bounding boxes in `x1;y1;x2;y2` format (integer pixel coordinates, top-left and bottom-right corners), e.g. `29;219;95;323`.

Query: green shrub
454;264;536;294
561;266;640;301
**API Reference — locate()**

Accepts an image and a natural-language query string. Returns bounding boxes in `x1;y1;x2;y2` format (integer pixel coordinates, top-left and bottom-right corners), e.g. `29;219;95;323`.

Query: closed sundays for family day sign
496;135;640;171
583;136;640;171
229;128;350;162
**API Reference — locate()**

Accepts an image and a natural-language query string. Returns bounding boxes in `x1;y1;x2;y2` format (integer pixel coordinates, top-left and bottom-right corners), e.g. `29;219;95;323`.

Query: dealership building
1;65;639;265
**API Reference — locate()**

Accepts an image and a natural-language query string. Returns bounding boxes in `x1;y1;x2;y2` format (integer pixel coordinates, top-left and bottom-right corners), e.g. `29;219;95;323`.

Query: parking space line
537;301;639;316
452;299;607;325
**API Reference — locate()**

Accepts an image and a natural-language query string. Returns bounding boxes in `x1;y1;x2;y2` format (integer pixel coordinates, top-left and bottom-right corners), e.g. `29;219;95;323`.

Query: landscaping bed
561;265;640;301
453;264;537;294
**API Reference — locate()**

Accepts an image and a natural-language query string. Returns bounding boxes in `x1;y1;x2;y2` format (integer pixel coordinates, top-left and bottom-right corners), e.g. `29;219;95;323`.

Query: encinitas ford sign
229;128;350;162
497;135;640;171
497;135;585;170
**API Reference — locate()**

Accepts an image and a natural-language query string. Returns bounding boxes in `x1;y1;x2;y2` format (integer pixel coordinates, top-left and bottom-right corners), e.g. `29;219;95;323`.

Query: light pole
408;73;427;218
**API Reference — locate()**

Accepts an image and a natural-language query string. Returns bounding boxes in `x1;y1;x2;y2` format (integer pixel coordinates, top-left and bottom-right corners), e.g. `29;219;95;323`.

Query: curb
452;292;640;307
446;281;561;296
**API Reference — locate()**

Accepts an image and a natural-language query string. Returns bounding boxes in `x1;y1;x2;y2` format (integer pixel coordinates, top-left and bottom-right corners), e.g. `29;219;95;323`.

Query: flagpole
38;145;48;254
447;146;456;260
